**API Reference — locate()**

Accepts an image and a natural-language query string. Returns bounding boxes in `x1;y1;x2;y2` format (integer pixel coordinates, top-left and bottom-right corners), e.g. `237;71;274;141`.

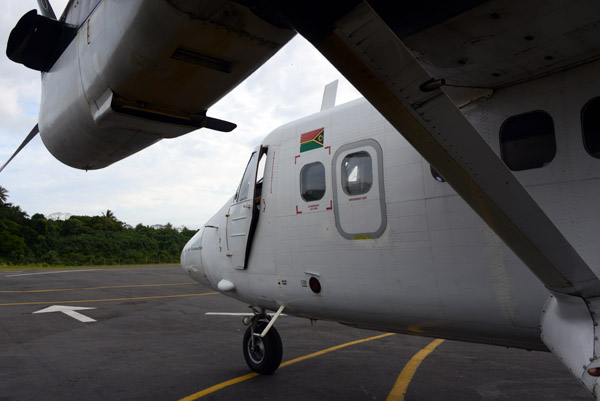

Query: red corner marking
326;200;333;210
295;155;300;164
324;146;331;155
296;205;302;214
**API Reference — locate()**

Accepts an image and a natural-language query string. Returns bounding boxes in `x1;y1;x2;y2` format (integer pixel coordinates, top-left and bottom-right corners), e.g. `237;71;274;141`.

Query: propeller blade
37;0;57;19
0;124;40;173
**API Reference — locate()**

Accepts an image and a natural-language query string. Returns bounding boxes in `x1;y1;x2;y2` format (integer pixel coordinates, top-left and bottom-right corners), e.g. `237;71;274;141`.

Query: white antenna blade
320;80;338;111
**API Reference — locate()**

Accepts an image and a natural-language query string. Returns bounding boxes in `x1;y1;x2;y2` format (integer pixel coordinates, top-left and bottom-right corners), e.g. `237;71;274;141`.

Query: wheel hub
248;336;265;364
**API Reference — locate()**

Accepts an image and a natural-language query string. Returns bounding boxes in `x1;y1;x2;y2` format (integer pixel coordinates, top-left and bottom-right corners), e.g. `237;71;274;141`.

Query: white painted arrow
33;305;97;323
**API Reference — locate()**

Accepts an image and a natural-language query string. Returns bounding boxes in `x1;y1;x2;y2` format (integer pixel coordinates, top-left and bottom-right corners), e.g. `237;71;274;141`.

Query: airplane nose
181;227;210;286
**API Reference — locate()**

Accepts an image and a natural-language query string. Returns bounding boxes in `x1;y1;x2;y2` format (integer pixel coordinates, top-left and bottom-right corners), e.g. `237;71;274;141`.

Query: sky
0;1;361;229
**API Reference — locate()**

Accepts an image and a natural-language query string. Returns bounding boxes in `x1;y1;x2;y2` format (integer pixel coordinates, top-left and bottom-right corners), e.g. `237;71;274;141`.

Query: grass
0;263;182;272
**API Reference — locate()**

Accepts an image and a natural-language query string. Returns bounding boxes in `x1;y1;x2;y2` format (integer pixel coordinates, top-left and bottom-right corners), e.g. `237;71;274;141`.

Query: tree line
0;186;196;266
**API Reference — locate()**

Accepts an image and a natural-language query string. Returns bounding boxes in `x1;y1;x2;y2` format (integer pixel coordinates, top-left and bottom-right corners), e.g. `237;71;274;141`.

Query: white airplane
4;0;600;398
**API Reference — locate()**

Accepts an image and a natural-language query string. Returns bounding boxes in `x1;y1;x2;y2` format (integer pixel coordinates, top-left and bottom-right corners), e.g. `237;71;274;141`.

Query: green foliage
0;189;196;266
0;186;8;206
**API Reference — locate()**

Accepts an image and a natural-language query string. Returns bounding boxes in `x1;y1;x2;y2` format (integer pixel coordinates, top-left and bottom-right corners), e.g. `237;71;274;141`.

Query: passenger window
499;110;556;171
582;97;600;158
342;151;372;195
300;162;326;201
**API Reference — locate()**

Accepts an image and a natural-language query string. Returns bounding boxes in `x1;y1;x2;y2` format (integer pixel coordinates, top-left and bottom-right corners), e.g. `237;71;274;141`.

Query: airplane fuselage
183;55;600;352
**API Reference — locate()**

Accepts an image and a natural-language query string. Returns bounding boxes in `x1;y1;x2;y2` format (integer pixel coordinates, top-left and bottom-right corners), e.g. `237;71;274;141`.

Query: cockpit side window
236;151;258;202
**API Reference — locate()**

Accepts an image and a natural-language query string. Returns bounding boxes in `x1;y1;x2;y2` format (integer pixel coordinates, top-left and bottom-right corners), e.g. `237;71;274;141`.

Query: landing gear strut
242;306;283;374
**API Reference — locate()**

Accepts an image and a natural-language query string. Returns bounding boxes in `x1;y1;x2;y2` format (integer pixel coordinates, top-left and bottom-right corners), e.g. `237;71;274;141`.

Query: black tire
243;322;283;374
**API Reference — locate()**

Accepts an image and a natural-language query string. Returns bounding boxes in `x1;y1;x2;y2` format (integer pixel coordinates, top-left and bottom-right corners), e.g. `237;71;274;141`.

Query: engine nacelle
10;0;294;169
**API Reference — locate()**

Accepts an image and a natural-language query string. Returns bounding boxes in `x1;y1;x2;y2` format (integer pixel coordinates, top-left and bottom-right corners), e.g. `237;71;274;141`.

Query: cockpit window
236;151;258;201
341;151;372;195
582;97;600;158
300;162;325;201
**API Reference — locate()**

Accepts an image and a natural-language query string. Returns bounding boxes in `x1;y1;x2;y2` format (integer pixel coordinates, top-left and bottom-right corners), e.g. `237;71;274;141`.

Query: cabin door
332;139;386;240
226;146;267;269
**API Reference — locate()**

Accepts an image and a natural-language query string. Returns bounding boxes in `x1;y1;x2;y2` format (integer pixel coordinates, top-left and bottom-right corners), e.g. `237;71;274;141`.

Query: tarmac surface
0;265;593;401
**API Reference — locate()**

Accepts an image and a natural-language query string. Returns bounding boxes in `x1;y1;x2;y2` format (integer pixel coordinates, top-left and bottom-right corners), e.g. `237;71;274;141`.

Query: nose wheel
242;316;283;374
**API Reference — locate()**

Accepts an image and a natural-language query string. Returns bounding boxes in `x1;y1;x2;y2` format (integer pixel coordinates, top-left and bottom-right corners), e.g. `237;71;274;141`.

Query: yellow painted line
386;339;445;401
178;332;395;401
0;282;198;293
279;332;395;368
178;372;260;401
0;292;218;306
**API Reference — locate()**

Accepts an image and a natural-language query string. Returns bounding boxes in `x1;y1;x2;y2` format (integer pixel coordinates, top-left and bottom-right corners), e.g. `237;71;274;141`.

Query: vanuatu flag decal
300;128;324;153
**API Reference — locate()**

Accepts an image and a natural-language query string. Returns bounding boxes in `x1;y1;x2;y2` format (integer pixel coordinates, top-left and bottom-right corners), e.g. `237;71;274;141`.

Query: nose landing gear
242;306;284;374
